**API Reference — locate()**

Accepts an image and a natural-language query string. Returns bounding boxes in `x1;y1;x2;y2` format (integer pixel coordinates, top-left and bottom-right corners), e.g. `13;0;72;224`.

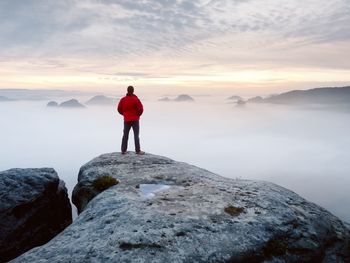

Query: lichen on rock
92;175;119;192
224;205;244;216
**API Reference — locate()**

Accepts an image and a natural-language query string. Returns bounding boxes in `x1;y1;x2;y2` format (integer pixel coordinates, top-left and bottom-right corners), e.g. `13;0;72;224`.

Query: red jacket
117;94;143;122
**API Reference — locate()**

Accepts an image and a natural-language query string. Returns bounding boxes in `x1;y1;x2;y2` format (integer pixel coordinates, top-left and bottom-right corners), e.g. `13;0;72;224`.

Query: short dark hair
127;86;134;94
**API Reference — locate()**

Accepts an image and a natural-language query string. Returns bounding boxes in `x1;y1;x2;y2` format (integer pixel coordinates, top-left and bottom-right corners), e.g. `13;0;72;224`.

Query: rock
158;97;171;102
244;86;350;105
0;96;14;102
159;95;194;102
262;86;350;105
174;94;194;102
59;99;85;108
46;101;58;107
236;99;246;106
85;95;117;106
247;96;264;103
13;154;350;262
227;95;242;101
0;168;72;262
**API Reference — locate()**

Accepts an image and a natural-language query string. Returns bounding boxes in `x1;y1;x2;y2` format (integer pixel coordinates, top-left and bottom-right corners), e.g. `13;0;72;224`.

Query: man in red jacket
117;86;145;154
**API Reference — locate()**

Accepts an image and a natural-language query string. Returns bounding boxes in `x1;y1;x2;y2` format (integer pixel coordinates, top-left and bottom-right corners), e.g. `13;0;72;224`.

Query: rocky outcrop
236;99;246;106
59;99;85;108
227;95;242;101
0;96;14;102
158;96;171;101
46;101;58;107
85;95;117;106
262;86;350;105
247;96;264;103
245;86;350;105
13;154;350;262
158;95;194;102
0;168;72;262
174;94;194;102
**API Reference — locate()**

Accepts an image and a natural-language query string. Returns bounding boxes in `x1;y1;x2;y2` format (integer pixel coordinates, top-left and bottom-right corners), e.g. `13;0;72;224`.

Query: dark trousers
121;121;140;152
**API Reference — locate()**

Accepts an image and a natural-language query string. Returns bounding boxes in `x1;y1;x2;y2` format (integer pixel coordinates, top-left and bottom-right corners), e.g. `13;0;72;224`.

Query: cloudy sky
1;0;350;95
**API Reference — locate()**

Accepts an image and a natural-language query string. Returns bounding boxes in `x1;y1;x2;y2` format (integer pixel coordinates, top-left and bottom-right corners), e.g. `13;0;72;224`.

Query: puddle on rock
139;184;171;199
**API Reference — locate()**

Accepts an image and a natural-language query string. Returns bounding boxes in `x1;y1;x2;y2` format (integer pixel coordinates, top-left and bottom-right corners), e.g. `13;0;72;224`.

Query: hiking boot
136;151;145;155
121;151;127;155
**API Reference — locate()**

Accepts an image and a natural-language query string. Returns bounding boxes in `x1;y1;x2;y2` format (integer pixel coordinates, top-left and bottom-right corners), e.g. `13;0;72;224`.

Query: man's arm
117;99;123;115
137;99;143;116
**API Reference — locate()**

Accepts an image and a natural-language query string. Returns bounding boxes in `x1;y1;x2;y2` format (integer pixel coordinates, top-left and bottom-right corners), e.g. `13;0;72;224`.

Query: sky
1;0;350;95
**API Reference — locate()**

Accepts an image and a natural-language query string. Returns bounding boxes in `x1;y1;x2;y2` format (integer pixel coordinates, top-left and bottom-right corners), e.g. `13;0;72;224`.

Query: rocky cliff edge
12;153;350;262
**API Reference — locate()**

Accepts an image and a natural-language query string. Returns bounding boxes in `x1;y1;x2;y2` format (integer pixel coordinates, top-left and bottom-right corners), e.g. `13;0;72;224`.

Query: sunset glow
1;0;350;94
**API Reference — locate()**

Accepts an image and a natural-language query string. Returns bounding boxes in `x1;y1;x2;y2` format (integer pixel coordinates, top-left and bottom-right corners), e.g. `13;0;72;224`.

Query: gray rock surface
13;153;350;263
0;168;72;262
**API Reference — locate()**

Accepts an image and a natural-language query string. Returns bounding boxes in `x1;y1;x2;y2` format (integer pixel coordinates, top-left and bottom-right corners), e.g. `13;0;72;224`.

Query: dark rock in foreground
13;154;350;262
46;101;58;107
59;99;85;108
85;95;117;106
0;168;72;262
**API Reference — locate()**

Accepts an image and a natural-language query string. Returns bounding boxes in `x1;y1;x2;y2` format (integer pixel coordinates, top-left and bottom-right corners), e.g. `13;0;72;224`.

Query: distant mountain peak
248;86;350;105
85;95;117;106
59;99;85;108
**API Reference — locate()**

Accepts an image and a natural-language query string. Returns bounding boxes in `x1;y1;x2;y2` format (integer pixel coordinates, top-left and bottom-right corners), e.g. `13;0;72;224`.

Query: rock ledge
0;168;72;262
13;153;350;262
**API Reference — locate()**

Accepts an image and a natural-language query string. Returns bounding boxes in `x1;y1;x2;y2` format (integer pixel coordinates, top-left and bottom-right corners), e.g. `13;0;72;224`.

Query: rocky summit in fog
13;153;350;262
0;168;72;262
249;86;350;105
247;96;264;103
227;95;242;101
85;95;117;106
158;96;171;102
59;99;85;108
174;94;194;102
159;95;194;102
0;95;14;102
236;99;246;106
47;101;58;107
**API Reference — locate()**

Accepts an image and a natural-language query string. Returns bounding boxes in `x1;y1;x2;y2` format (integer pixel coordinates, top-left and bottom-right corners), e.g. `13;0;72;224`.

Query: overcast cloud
0;0;350;92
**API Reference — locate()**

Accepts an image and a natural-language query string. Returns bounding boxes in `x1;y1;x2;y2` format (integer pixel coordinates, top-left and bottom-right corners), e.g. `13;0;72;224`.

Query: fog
0;96;349;223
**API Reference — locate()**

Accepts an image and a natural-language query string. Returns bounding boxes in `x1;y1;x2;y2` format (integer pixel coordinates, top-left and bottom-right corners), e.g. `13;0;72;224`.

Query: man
117;86;145;154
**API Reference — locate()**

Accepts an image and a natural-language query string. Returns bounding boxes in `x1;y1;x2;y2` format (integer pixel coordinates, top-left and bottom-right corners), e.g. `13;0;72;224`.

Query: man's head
127;86;134;94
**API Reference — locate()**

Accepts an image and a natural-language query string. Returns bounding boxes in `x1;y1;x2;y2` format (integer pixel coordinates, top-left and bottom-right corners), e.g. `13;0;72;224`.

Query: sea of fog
0;96;349;223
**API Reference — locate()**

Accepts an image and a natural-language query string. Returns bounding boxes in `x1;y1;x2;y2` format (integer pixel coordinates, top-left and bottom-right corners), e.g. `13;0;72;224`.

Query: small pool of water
139;184;171;198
